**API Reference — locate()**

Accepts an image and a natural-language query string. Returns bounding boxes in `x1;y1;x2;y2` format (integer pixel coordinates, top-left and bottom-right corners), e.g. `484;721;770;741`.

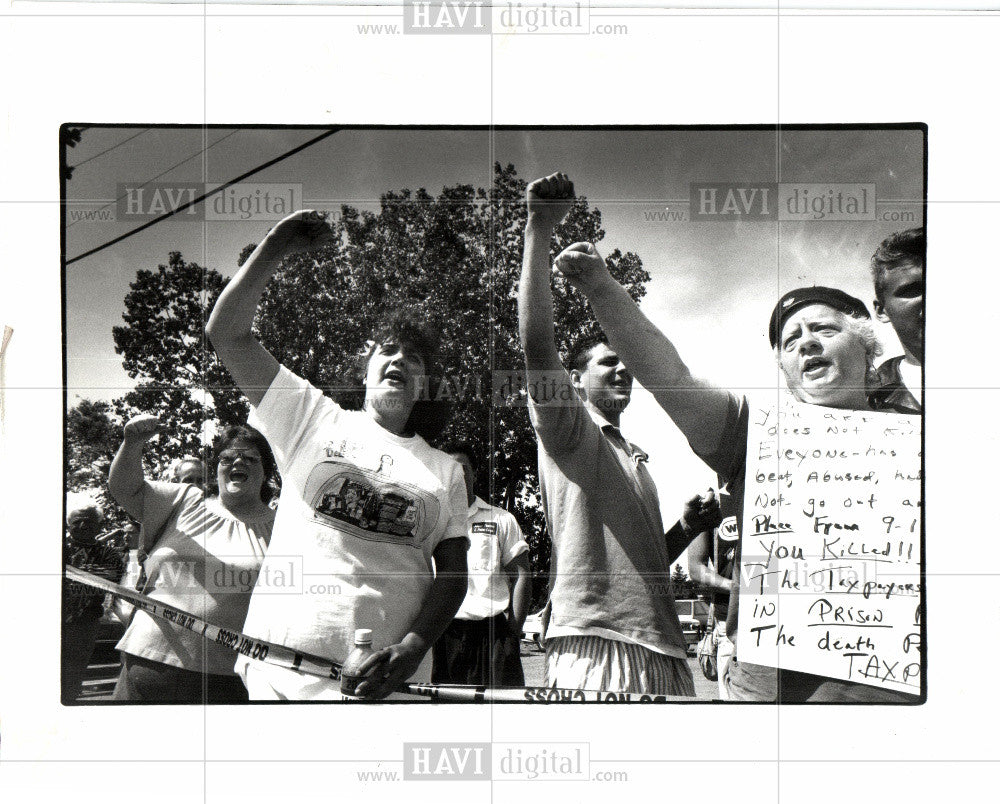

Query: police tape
66;566;688;704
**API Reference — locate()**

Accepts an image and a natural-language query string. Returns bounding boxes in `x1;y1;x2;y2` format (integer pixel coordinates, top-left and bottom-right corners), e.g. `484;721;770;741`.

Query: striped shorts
545;635;695;697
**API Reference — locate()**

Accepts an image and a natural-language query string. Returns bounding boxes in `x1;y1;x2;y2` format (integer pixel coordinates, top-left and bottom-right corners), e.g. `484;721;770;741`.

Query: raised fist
264;210;336;257
526;173;574;228
123;414;162;444
553;241;609;295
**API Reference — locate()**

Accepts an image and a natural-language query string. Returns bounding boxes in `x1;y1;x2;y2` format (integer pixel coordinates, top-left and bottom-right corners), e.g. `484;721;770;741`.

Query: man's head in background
168;456;207;486
442;441;477;508
871;227;924;365
66;499;104;545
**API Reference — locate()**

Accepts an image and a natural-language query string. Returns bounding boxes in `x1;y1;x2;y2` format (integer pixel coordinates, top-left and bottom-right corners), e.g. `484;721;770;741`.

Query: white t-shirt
457;497;529;621
898;356;923;407
236;366;468;698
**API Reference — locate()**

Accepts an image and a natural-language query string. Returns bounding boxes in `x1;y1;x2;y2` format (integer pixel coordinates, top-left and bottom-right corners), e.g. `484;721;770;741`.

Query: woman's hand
123;414;162;445
110;416;161;520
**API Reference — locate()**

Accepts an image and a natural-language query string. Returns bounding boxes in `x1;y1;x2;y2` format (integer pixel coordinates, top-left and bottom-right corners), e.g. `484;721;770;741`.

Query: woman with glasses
107;418;277;703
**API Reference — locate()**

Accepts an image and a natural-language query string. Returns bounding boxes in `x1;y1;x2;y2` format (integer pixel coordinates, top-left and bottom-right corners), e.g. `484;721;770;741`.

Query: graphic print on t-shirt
303;460;440;547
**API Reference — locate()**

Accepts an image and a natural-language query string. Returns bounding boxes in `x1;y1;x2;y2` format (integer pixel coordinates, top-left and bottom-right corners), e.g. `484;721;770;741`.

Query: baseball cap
768;286;870;347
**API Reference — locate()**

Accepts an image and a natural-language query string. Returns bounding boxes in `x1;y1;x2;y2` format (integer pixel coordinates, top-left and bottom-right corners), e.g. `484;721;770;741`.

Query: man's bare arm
555;242;732;455
505;552;532;635
518;174;575;381
687;530;735;595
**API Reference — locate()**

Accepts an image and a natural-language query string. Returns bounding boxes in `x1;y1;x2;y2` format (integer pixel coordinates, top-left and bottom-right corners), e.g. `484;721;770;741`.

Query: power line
66;128;339;266
67;129;242;229
69;128;152;171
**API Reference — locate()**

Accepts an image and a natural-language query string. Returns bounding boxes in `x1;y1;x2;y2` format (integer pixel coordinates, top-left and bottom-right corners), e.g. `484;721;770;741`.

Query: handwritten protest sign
737;395;922;695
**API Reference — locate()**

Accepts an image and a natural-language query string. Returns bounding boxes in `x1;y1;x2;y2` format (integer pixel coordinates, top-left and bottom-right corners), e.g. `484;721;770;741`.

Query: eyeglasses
218;450;262;467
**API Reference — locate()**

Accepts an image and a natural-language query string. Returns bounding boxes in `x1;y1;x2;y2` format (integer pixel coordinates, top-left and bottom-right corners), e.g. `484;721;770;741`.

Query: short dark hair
440;440;477;470
563;333;609;374
342;308;450;442
871;227;925;303
211;424;278;503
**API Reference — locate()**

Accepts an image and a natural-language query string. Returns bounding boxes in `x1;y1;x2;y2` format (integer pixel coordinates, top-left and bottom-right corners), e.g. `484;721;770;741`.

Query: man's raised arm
518;173;575;380
206;210;334;407
554;242;731;456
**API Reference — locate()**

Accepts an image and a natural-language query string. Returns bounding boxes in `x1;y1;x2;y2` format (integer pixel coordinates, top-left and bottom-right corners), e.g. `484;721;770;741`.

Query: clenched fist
123;414;162;444
681;488;722;536
526;173;574;228
553;241;611;296
263;210;337;258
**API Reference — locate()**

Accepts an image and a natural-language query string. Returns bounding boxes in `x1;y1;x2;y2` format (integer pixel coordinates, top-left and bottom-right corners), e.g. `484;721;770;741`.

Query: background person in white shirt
432;442;531;687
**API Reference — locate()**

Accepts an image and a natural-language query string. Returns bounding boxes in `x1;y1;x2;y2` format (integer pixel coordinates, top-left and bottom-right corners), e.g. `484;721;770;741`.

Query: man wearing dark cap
553;237;915;703
868;227;924;414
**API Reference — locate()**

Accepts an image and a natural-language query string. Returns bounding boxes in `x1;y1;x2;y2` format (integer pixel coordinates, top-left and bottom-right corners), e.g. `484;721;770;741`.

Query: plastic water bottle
123;550;143;590
340;628;375;697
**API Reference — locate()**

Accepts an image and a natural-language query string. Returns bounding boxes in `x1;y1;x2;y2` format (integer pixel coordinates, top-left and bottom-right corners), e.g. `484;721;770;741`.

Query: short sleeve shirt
115;482;274;675
457;497;529;620
238;366;468;689
528;379;689;659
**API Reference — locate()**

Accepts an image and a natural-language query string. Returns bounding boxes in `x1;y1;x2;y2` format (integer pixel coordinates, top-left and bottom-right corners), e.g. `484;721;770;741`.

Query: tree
65;398;120;487
671;563;697;600
64;398;134;531
111;252;247;474
252;163;650;609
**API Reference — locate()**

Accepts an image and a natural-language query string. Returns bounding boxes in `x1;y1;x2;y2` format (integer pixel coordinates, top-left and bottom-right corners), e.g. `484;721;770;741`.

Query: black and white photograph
2;2;998;802
59;124;925;705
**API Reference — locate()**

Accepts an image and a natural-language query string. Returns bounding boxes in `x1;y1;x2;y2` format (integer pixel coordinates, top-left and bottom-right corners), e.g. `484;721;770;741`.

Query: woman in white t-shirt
206;210;469;701
108;418;276;702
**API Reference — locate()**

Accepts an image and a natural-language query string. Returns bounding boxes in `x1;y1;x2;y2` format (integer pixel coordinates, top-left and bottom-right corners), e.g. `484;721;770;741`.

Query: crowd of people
63;174;924;704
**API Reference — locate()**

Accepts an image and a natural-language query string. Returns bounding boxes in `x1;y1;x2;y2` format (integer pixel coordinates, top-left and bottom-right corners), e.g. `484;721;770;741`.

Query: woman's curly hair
338;309;451;442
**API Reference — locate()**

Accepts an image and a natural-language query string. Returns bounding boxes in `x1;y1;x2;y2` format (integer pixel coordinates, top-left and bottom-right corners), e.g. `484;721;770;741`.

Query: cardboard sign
737;395;922;695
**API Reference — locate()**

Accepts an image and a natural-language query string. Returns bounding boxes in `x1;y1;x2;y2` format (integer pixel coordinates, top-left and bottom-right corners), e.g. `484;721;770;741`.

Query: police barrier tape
66;566;688;703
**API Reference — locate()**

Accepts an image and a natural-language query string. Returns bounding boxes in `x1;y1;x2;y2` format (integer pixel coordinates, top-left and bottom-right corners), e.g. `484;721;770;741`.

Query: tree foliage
68;164;651;609
254;163;650;607
64;398;127;528
110;252;247;474
65;399;120;484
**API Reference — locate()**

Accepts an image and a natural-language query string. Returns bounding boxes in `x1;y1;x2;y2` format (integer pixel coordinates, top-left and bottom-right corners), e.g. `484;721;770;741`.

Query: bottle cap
354;628;373;645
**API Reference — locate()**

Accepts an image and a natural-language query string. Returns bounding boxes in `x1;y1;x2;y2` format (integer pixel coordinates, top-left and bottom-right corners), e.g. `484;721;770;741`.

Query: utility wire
68;128;152;170
66;129;337;264
67;129;242;229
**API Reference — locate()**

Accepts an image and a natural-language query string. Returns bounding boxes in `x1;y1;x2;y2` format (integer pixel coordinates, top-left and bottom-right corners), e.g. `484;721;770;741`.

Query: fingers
124;414;162;441
355;647;391;678
527;172;574;201
354;651;401;700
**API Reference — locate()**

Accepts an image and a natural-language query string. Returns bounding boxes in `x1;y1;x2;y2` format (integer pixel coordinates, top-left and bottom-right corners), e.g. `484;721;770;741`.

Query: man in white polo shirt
432;442;531;687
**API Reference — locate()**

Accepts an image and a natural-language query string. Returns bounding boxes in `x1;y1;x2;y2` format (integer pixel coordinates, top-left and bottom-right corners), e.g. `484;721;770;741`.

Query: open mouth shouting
382;366;407;389
801;355;832;380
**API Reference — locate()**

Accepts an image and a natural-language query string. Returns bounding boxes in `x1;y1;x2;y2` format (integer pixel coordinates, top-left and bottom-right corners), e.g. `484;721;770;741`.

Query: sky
63;125;925;563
